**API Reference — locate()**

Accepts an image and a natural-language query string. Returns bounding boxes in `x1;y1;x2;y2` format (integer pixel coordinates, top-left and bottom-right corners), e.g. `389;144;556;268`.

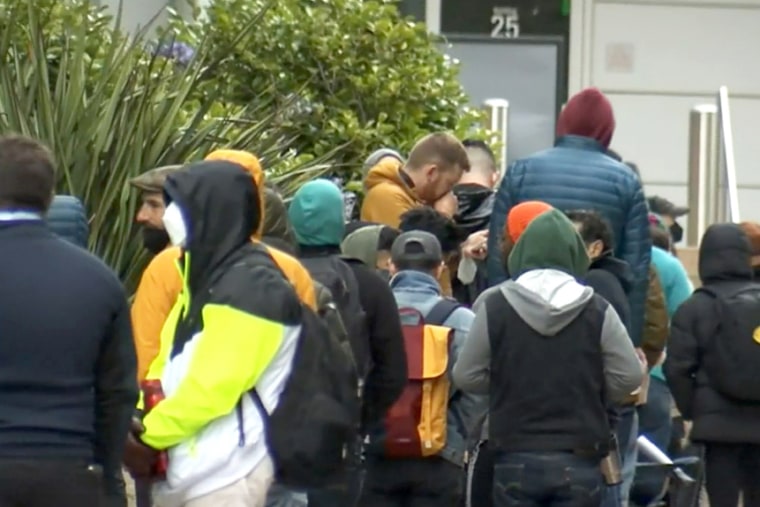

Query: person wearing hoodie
361;133;470;228
46;195;89;248
361;230;483;507
567;210;644;506
486;87;651;353
262;183;298;256
665;223;760;507
288;180;407;507
130;150;316;382
464;201;555;507
454;208;643;507
452;139;499;306
122;160;303;507
341;222;400;280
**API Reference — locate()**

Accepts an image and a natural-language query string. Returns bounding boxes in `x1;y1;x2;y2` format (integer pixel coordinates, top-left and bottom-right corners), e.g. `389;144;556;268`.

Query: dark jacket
46;195;89;249
584;255;633;332
487;135;651;346
665;223;760;444
453;183;493;306
288;181;406;429
298;246;407;428
454;183;494;237
0;215;137;486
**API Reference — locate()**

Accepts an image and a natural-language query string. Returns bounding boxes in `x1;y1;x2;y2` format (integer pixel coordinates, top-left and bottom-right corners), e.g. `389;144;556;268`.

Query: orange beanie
506;201;553;243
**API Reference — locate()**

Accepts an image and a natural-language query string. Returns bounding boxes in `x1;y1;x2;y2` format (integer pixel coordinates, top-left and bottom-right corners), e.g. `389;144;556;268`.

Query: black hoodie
665;223;760;444
584;255;633;332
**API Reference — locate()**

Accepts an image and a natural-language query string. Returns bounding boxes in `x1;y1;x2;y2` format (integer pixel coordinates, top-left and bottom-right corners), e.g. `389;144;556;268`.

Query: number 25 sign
491;6;520;39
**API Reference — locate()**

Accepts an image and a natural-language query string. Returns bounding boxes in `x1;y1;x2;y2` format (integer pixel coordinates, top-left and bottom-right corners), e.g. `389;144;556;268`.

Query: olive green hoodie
453;208;643;405
508;208;590;279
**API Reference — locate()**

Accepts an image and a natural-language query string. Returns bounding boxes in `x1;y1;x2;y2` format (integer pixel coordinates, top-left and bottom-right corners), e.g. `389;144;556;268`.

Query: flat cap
129;164;183;193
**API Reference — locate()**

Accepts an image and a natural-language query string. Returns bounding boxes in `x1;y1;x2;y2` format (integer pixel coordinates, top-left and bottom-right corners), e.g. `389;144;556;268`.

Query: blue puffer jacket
486;135;651;345
46;195;89;249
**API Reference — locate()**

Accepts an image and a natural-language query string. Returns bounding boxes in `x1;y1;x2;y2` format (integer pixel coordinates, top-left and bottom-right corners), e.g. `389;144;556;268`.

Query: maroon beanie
556;88;615;148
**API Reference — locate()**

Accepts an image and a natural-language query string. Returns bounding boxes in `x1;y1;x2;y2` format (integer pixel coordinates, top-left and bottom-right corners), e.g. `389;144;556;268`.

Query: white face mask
162;201;188;248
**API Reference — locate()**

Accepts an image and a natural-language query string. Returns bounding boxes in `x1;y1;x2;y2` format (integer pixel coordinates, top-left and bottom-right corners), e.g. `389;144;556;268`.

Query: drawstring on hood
698;223;753;284
288;179;345;247
556;88;616;149
163;160;259;293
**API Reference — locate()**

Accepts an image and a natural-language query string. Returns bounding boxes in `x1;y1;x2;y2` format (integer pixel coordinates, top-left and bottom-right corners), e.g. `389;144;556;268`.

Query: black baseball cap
391;231;443;264
648;196;689;217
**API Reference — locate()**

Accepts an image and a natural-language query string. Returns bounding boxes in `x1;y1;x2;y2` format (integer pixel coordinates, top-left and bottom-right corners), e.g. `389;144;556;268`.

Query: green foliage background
0;0;487;288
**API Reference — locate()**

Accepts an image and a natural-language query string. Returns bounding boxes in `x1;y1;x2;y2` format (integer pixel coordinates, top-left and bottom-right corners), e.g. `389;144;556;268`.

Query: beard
142;226;171;255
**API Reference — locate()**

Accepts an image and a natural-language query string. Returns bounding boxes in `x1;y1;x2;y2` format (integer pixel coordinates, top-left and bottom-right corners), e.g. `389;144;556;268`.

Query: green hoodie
508;208;590;279
288;179;345;246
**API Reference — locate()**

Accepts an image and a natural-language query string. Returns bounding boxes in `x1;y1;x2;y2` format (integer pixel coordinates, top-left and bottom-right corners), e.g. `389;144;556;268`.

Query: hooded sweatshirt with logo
140;161;302;505
453;209;642;451
361;156;422;228
289;180;407;427
131;150;315;381
487;88;651;349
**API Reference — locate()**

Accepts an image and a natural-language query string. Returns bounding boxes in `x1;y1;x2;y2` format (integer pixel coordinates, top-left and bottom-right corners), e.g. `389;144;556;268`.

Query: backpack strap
426;298;462;326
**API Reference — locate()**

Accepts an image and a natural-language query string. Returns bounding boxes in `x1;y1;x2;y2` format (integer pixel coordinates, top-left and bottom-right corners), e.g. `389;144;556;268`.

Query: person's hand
433;192;458;218
130;416;145;436
462;230;489;260
123;431;157;479
634;348;648;374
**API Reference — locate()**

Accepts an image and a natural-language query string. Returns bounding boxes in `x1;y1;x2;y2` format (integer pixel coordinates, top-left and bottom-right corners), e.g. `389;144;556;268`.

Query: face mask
670;222;683;243
141;226;171;255
162;202;188;248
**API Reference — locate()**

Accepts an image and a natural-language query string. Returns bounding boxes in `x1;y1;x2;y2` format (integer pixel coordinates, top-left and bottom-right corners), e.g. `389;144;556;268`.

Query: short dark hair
650;225;671;251
406;133;470;173
462;138;496;173
0;136;56;212
566;210;614;253
399;207;466;254
377;226;400;251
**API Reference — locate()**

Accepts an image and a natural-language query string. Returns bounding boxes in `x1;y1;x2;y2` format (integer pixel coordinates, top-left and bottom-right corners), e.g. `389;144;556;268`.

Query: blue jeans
493;452;604;507
618;406;639;505
631;378;673;506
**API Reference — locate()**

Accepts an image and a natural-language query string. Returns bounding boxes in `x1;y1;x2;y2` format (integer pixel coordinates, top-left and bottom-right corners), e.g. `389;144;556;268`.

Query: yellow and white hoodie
139;160;303;506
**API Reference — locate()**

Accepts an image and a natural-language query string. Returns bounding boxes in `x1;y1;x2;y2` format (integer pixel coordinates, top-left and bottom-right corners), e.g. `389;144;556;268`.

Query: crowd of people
1;86;760;507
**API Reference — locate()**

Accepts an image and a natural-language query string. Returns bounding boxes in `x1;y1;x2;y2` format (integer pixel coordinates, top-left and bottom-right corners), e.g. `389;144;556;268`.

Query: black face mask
142;226;171;254
670;222;684;244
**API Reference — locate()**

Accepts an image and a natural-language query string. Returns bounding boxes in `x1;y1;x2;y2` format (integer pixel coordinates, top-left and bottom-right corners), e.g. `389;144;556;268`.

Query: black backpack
300;255;370;379
237;247;361;489
699;284;760;401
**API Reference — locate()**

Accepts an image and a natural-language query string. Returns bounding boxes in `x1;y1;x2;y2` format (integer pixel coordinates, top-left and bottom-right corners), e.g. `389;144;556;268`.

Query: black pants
360;456;464;507
705;443;760;507
0;459;103;507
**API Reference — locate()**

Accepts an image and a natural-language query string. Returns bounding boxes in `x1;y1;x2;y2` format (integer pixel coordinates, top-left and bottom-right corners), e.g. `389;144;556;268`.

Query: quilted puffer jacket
486;135;651;345
46;195;89;249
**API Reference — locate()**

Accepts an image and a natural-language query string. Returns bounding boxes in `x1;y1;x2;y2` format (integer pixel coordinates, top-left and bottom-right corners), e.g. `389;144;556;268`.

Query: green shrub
168;0;486;177
0;0;332;289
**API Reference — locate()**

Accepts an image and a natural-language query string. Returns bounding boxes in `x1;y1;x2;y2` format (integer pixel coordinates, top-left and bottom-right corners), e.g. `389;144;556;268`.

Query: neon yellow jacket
140;161;302;503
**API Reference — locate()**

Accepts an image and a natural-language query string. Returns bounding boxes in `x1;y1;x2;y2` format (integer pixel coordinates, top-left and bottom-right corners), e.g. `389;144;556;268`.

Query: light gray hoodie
452;269;643;405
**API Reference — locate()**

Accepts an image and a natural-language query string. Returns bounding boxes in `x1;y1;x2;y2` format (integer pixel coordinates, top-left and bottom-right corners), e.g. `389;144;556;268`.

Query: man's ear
490;171;499;189
434;261;445;279
388;260;399;276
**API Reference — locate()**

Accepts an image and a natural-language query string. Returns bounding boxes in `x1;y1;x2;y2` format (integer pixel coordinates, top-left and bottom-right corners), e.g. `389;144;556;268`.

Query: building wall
98;0;194;34
569;0;760;238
